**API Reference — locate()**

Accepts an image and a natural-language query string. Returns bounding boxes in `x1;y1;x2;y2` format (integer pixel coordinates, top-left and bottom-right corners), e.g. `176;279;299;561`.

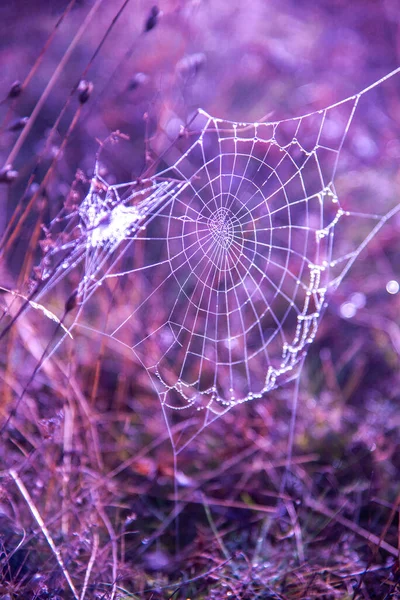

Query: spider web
35;68;400;446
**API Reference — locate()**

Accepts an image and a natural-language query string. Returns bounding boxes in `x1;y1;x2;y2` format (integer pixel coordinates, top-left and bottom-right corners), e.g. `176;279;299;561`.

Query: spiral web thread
37;68;400;428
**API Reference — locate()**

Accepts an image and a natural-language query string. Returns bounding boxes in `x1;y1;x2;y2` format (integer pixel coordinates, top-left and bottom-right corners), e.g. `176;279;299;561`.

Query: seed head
128;72;149;91
78;80;94;104
8;81;22;98
8;116;29;132
144;6;159;33
0;164;18;184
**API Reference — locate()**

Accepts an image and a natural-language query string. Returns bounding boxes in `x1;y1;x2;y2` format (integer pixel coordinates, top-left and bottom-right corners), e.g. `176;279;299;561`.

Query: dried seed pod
8;116;29;132
128;72;149;91
176;53;206;78
0;164;18;184
77;80;94;104
8;80;22;98
144;6;159;33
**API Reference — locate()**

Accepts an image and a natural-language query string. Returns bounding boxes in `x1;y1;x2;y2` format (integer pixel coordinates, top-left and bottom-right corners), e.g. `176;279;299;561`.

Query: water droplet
350;292;365;308
340;301;356;319
386;280;399;295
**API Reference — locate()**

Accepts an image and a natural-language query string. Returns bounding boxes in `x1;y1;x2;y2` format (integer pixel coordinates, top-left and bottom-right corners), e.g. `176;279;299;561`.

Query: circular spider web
116;118;337;410
36;69;400;420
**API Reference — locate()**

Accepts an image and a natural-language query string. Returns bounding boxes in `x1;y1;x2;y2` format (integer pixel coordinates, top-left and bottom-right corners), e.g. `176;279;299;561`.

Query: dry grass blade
9;469;79;600
305;497;399;558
